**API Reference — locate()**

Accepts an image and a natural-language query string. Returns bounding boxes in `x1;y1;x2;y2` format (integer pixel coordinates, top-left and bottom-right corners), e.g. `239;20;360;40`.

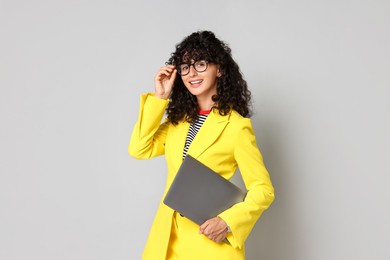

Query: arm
128;65;177;159
128;93;169;159
217;118;275;249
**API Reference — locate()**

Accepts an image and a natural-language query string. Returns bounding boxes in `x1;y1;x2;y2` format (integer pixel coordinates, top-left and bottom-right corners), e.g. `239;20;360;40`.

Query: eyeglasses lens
177;61;208;75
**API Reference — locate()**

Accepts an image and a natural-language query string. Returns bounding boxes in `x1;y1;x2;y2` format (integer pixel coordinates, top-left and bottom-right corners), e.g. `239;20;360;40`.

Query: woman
129;31;274;260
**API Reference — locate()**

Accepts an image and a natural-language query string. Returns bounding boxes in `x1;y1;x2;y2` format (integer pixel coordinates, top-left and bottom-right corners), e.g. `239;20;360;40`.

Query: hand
199;217;228;243
154;65;177;99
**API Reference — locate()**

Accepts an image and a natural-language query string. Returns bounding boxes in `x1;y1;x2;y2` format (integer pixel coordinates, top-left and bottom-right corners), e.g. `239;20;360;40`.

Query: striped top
182;110;211;159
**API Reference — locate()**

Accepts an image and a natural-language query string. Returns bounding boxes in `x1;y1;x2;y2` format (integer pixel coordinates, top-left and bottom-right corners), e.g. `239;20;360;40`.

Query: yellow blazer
129;93;275;260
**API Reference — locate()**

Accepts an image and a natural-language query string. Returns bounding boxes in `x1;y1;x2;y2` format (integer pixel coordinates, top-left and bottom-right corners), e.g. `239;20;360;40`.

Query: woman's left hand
199;217;228;243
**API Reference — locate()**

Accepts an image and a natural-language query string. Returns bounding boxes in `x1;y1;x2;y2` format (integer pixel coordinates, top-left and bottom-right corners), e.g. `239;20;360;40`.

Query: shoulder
212;109;254;135
228;110;253;129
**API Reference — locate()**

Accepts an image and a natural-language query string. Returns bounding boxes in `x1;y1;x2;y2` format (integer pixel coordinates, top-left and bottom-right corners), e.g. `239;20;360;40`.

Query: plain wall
1;0;389;259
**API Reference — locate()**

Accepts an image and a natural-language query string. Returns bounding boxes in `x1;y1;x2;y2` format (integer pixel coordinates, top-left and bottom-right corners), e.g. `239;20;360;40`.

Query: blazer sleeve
128;93;170;159
218;118;275;249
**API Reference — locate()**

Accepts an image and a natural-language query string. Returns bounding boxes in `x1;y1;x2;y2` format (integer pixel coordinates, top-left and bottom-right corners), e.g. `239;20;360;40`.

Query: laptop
163;155;247;225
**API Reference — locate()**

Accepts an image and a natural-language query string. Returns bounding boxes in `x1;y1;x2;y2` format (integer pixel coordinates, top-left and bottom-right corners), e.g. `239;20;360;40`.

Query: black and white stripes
183;114;208;159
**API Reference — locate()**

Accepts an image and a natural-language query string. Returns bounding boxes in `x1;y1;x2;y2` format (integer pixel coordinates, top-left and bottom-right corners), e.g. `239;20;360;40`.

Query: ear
217;67;222;77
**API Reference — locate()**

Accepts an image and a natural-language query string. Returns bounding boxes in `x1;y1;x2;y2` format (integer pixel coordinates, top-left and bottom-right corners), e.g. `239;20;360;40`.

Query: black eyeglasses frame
176;60;209;76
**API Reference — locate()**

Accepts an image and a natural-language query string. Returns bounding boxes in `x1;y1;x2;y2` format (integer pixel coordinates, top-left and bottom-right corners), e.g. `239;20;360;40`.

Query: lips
189;79;203;86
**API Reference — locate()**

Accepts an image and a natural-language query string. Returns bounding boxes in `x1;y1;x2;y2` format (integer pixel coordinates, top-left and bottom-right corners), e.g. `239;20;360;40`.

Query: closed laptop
163;155;247;225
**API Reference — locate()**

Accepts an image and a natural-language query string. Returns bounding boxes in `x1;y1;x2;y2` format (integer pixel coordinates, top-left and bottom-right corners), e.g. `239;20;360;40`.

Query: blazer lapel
187;110;230;159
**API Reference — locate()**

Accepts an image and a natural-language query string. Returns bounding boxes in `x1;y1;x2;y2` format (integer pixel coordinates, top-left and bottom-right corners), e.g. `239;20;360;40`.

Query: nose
188;64;198;77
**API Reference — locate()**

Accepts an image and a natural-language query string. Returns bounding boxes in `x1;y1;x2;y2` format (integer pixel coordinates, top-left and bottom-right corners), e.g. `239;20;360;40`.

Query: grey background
1;0;389;259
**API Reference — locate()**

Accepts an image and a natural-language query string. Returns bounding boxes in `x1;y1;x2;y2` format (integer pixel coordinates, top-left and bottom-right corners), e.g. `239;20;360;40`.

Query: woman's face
180;60;221;101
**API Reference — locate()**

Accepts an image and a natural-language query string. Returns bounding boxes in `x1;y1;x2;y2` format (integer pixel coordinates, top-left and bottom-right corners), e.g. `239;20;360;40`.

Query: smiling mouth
189;80;203;85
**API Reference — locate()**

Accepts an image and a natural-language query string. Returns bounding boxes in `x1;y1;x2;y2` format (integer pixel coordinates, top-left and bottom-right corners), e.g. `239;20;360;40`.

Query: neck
197;100;214;111
196;96;215;111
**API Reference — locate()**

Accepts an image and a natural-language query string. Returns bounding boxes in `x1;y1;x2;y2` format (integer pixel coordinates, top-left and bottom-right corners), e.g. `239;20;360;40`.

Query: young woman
129;31;274;260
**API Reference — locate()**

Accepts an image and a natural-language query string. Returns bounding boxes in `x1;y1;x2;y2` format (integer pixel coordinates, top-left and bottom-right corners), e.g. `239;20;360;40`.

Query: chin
188;89;204;97
185;86;200;95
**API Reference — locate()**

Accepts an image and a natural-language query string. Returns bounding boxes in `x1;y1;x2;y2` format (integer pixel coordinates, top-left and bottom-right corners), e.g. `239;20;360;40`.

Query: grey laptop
163;155;247;225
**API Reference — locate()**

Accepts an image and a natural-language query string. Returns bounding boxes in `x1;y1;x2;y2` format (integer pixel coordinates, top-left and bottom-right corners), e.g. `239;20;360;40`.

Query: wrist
154;92;169;100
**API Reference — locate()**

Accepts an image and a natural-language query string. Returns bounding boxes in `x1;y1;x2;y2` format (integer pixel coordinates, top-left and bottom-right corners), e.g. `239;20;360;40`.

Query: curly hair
166;31;252;125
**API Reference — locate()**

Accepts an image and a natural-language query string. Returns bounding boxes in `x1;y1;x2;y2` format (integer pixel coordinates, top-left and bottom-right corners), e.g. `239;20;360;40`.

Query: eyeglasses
177;60;209;76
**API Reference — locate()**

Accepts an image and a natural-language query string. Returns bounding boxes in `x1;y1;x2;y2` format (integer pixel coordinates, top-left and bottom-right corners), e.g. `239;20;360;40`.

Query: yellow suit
129;93;275;260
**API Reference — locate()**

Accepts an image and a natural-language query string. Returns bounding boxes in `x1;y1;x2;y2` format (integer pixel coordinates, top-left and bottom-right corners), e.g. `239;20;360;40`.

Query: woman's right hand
154;65;177;99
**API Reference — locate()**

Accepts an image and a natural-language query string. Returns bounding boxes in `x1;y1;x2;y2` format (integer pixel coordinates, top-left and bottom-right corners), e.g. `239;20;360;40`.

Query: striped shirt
182;110;210;159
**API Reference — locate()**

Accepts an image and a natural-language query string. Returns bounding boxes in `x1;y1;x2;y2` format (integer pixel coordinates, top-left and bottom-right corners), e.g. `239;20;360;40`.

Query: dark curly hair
166;31;252;124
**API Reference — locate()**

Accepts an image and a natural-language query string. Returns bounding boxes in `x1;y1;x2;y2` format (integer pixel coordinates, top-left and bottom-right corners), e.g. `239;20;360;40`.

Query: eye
180;64;189;71
196;61;207;68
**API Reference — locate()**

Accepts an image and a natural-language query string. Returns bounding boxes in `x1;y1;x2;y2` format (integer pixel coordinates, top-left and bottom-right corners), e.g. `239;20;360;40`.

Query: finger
155;71;172;82
168;69;177;84
199;220;210;234
160;66;174;73
156;66;172;76
210;232;226;243
158;70;171;77
161;65;174;69
205;225;227;241
214;237;224;243
199;225;207;234
201;218;218;236
159;68;175;78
